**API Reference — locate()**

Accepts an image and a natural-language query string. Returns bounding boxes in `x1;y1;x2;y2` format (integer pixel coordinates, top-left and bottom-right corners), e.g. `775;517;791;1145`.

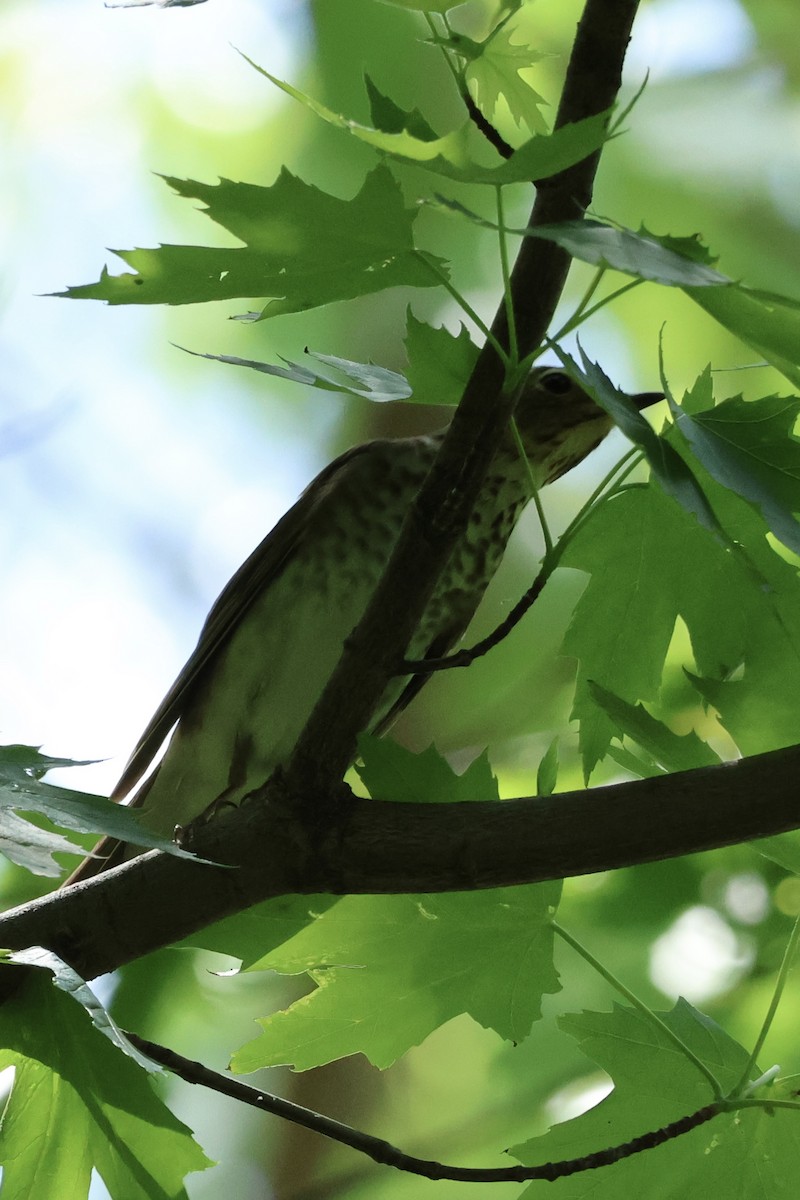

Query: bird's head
513;366;663;485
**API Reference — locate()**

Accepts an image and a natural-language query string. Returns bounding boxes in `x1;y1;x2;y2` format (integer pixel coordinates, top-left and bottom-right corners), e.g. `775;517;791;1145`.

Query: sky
1;0;315;794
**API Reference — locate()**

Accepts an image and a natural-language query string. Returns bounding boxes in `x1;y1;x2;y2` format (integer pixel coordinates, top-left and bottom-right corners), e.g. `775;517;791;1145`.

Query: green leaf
5;947;159;1072
0;744;196;875
59;166;446;318
484;112;611;184
605;742;665;779
512;1002;799;1200
686;284;800;390
364;74;438;141
231;743;561;1071
425;210;728;289
403;309;479;405
243;58;610;184
0;744;99;780
380;0;461;10
753;833;800;875
666;439;800;756
669;384;800;556
556;348;721;533
182;894;341;969
461;23;549;133
0;969;211;1200
231;886;561;1072
561;485;751;777
536;737;559;797
0;809;85;876
180;346;412;402
242;56;475;168
355;734;496;803
589;683;722;772
307;352;411;401
532;219;727;286
532;224;800;388
542;238;800;387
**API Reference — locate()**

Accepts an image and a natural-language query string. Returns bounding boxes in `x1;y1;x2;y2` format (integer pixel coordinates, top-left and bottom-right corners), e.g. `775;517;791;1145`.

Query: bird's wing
110;441;376;804
64;437;404;888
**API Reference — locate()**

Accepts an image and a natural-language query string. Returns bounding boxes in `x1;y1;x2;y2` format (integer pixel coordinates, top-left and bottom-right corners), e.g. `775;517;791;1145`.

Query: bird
67;367;660;884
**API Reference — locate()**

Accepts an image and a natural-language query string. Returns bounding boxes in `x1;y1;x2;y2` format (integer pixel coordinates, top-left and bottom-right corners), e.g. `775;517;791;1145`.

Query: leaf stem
551;267;606;340
553;921;725;1100
401;443;649;676
510;418;553;555
415;253;508;364
575;278;644;328
731;914;800;1098
424;12;463;94
559;448;643;544
725;1096;800;1114
551;276;643;343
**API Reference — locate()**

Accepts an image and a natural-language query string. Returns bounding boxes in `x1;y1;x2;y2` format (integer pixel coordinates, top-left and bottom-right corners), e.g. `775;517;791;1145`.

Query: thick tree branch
2;744;799;985
283;0;642;797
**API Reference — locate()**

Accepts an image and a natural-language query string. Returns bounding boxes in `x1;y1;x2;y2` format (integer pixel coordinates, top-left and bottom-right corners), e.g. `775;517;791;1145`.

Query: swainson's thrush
68;368;659;882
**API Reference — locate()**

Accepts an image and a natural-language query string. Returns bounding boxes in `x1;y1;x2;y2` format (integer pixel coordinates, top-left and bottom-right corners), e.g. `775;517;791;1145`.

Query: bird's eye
538;370;573;395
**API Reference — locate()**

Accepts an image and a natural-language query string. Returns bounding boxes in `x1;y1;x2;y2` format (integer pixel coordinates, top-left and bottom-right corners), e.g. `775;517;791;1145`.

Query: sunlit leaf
753;832;800;875
673;460;800;756
243;58;610;184
364;74;438;141
0;744;195;874
6;947;159;1071
380;0;462;10
562;485;751;777
457;22;549;133
180;346;411;402
59;166;446;318
231;742;561;1071
513;1002;798;1200
182;894;341;969
403;309;479;405
536;737;559;796
0;970;211;1199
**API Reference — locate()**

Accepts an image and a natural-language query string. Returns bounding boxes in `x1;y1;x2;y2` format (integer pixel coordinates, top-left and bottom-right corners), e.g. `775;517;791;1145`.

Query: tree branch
128;1030;721;1182
2;744;799;985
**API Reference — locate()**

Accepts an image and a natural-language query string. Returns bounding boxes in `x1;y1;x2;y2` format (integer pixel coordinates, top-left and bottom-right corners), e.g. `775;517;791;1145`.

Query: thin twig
401;447;647;676
553;923;725;1100
126;1031;721;1183
731;913;800;1098
464;91;514;159
402;568;548;673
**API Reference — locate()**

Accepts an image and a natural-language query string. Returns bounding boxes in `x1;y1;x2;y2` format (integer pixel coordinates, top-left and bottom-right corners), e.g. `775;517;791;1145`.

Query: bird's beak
632;391;665;411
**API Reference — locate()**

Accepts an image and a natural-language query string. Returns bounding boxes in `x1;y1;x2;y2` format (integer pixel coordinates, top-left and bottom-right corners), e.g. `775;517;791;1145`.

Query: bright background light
1;0;315;794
